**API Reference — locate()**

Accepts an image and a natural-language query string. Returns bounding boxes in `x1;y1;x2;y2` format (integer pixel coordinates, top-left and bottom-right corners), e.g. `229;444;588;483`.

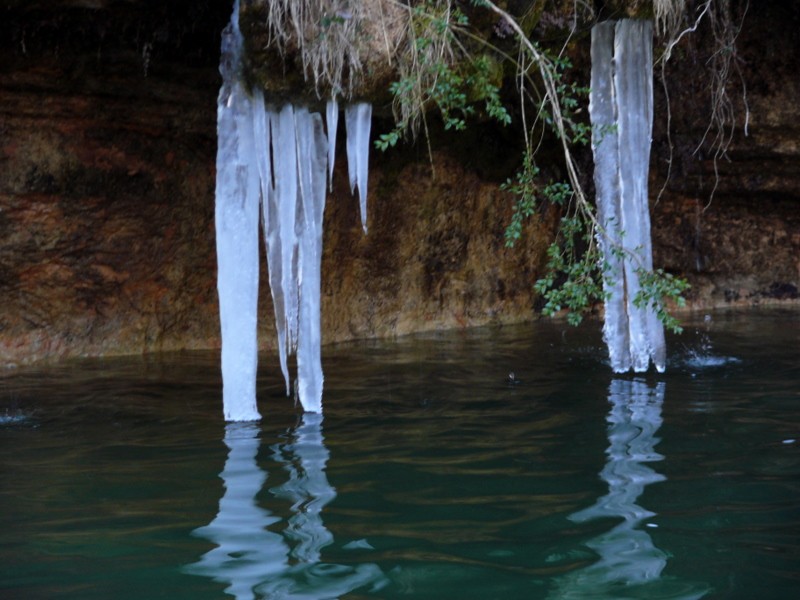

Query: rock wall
0;1;549;364
0;1;797;365
0;1;228;363
650;0;800;307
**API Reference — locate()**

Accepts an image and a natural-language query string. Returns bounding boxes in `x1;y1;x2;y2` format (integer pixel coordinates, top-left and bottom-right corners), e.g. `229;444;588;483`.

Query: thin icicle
271;104;301;358
326;99;338;192
252;90;272;203
215;0;261;421
254;99;293;396
345;102;372;233
355;103;371;233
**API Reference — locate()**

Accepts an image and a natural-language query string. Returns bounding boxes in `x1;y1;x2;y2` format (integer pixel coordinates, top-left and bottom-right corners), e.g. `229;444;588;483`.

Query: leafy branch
374;0;510;153
376;0;689;331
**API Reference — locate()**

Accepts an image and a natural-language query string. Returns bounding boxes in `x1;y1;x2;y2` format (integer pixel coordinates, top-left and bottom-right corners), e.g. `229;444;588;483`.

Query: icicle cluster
590;20;666;373
215;1;372;420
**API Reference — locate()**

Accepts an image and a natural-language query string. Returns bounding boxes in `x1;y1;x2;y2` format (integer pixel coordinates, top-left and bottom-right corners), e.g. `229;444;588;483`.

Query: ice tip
224;414;262;423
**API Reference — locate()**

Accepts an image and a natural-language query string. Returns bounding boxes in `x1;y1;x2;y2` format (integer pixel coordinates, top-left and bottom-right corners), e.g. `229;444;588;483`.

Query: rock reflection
551;379;707;599
185;414;386;599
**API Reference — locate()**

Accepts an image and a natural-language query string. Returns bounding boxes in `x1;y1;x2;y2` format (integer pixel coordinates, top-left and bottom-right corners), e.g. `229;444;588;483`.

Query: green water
1;309;798;599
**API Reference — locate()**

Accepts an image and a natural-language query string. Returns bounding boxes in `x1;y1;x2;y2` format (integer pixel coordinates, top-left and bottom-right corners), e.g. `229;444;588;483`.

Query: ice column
215;0;261;422
590;19;666;373
215;2;373;419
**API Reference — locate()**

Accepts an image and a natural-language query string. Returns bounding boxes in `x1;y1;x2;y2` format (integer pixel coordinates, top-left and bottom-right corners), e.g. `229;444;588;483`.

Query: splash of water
683;316;741;368
0;409;29;426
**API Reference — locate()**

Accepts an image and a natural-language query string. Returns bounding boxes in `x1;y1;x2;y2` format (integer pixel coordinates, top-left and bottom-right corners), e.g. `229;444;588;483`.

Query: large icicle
615;20;666;372
591;19;666;373
345;102;372;233
591;22;631;374
215;0;261;422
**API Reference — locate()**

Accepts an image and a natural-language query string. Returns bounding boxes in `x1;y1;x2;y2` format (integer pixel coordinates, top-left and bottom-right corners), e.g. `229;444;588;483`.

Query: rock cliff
0;0;796;364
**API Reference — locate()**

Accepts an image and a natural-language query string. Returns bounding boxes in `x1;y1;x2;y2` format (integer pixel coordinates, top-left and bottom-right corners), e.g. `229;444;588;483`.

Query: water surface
1;309;798;599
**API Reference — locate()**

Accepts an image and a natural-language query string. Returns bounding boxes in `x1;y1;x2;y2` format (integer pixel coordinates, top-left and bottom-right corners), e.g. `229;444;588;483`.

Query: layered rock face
0;1;228;363
650;1;800;306
0;1;797;364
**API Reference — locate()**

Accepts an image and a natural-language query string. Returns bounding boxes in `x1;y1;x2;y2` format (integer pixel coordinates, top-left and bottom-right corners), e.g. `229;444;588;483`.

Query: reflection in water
551;380;708;599
186;414;386;599
270;413;336;563
185;422;289;598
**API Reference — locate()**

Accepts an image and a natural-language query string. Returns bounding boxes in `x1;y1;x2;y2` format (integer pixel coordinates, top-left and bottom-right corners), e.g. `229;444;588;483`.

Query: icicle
591;19;666;374
252;98;293;397
271;104;301;356
591;22;631;374
214;0;261;421
345;102;372;233
326;99;338;192
615;20;666;373
215;5;375;419
294;109;328;412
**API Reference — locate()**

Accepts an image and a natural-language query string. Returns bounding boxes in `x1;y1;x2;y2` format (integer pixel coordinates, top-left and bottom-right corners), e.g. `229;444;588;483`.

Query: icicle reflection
185;416;386;599
550;380;708;599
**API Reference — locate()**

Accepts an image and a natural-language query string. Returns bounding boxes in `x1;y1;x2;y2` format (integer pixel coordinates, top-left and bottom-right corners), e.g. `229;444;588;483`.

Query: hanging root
657;0;751;208
263;0;366;97
695;0;750;208
653;0;686;36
